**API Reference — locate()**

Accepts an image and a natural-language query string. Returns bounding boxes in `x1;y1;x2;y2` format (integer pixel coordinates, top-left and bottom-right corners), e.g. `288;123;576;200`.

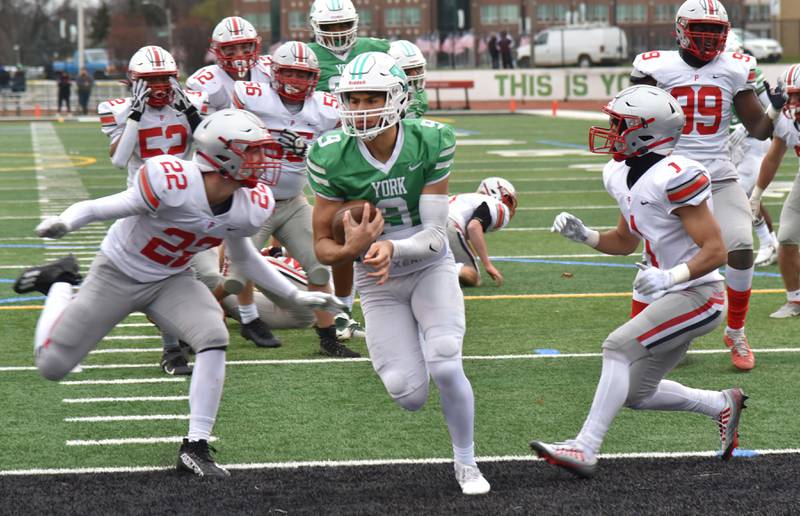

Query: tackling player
98;45;207;375
225;41;359;357
531;84;747;478
750;64;800;319
14;109;344;477
629;0;787;370
388;40;429;119
308;53;490;495
447;177;517;286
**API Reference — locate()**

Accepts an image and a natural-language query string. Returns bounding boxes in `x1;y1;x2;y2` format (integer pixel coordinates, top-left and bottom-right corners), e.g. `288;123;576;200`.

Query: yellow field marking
427;117;456;124
0;153;96;172
0;289;786;311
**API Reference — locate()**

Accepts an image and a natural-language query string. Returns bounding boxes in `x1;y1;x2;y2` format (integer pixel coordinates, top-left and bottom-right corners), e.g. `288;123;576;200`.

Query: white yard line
65;436;217;446
102;336;161;341
89;348;162;355
59;378;186;385
31;123;90;221
65;414;189;423
63;396;189;404
1;448;798;475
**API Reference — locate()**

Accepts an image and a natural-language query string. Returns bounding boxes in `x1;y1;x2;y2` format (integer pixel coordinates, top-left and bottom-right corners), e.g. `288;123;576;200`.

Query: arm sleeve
425;124;455;185
60;188;149;232
110;118;140;169
224;236;297;300
470;202;492;232
390;194;448;261
665;167;712;213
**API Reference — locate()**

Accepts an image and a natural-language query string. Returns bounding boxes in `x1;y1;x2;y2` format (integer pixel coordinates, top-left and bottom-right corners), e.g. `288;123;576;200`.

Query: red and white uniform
603;155;724;293
231;81;340;199
774;113;800;158
632;50;756;181
98;93;208;186
186;57;272;114
447;193;511;233
101;154;275;282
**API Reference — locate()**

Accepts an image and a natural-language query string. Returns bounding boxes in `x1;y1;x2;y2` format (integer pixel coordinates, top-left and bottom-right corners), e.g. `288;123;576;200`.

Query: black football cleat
317;325;360;358
177;439;230;478
160;348;193;376
240;318;282;348
13;255;82;295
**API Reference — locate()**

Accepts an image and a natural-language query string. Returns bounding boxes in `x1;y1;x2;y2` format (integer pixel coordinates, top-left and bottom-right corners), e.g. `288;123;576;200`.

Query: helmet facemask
213;39;262;78
314;20;358;53
198;137;280;188
403;65;426;92
271;65;320;102
589;108;656;161
128;72;176;108
784;91;800;124
677;19;729;62
338;87;407;141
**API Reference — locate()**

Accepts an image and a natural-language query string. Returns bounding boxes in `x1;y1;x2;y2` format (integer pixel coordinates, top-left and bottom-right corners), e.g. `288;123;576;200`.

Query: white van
516;25;627;67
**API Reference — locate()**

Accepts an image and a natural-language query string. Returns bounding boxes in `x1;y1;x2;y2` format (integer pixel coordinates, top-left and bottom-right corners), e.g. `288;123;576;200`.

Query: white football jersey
603;155;724;292
773;114;800;161
98;93;208;187
186;56;272;113
632;50;756;181
232;81;340;199
101;154;275;283
447;193;511;233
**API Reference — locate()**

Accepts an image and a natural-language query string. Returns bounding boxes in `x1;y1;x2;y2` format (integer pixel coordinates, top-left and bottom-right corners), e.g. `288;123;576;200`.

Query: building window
746;5;770;22
536;4;551;22
617;4;645;23
404;7;421;26
288;10;305;30
498;5;519;24
653;5;678;23
360;8;372;27
385;7;403;27
481;5;499;24
246;12;271;31
587;5;608;22
553;4;567;22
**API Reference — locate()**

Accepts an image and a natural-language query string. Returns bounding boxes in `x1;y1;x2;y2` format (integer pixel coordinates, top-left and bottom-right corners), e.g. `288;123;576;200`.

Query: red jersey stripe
139;170;160;211
667;173;709;203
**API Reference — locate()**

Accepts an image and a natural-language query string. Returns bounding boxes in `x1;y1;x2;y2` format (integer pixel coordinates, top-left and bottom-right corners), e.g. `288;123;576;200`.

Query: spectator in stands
76;68;93;115
0;65;10;91
499;31;514;69
57;72;71;113
11;67;26;93
488;34;499;69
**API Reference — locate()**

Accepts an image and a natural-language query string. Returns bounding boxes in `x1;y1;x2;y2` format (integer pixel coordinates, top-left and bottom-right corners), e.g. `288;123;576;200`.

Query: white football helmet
192;109;280;187
781;64;800;122
389;40;427;91
478;177;518;216
309;0;359;53
336;52;408;141
589;85;685;160
211;16;262;78
675;0;729;62
270;41;320;102
127;46;178;108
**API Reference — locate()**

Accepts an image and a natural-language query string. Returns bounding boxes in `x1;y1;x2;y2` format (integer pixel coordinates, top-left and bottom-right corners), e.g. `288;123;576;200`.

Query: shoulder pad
183;89;209;115
232;81;268;110
138;155;195;211
663;158;711;206
489;199;511;231
186;65;223;95
312;91;341;125
256;54;272;74
632;51;667;77
239;183;275;228
98;97;131;135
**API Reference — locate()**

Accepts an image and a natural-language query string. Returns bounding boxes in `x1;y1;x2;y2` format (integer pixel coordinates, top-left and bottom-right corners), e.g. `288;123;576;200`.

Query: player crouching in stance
447;177;517;286
529;85;747;478
14;109;343;477
307;52;490;495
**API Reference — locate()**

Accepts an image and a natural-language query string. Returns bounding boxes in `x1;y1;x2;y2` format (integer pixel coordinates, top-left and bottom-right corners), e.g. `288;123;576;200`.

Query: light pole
143;0;174;52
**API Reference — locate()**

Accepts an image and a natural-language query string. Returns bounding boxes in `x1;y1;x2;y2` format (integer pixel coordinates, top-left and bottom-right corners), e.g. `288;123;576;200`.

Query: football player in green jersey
389;40;429;119
308;0;390;93
307;52;490;496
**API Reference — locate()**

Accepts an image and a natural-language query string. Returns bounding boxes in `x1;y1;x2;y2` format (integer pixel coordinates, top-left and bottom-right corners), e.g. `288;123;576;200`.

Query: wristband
584;229;600;248
750;186;764;202
766;105;780;121
668;263;691;285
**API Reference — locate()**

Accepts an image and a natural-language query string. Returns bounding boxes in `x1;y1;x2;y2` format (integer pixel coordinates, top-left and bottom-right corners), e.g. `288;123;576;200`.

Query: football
331;200;379;245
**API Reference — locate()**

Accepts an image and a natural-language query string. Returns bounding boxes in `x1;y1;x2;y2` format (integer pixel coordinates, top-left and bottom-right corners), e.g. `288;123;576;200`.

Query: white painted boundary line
66;436;217;446
63;396;189;404
103;336;160;340
65;414;189;423
2;448;799;475
60;378;186;385
3;347;800;372
89;348;161;355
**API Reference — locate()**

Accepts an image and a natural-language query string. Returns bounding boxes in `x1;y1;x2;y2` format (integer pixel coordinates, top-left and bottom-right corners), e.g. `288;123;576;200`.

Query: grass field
1;116;799;509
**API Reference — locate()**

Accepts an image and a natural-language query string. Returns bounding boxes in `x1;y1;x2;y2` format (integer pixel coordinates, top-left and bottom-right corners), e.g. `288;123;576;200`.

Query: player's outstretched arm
36;188;150;239
466;219;502;286
551;212;639;256
750;136;788;219
110;79;150;168
225;236;346;313
736;83;786;140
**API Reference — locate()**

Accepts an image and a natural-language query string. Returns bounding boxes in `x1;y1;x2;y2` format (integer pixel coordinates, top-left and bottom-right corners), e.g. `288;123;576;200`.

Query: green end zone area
1;116;798;472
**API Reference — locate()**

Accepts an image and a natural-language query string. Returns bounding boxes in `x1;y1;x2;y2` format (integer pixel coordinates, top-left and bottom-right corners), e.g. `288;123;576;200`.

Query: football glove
36;216;69;239
128;79;150;122
289;289;347;313
276;129;308;158
551;212;598;246
169;77;195;114
633;263;685;297
727;124;747;163
765;80;788;110
749;187;764;220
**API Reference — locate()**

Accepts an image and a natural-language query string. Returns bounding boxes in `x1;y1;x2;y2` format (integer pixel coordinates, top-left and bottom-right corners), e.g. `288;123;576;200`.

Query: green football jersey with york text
309;37;391;93
306;118;455;236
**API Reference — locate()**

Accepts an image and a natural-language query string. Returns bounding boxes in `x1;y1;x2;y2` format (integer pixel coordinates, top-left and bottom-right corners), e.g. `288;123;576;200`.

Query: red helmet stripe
231;17;240;33
788;65;798;87
151;47;162;67
707;0;716;15
296;42;304;62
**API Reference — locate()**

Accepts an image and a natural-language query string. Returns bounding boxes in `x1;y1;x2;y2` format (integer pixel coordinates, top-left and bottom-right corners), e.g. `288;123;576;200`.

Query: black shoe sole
13;256;81;294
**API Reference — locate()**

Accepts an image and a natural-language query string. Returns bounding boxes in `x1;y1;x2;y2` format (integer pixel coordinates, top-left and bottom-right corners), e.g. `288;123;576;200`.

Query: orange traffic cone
509;98;517;113
34;104;41;117
551;99;558;117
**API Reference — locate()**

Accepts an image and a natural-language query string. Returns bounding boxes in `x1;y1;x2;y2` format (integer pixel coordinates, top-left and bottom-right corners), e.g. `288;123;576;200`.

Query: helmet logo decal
227;17;244;35
327;0;343;11
148;46;163;68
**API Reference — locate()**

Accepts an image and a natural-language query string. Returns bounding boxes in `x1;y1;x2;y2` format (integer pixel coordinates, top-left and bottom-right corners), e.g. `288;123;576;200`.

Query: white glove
128;79;150;121
727;124;747;163
633;263;677;298
36;216;69;239
276;129;308;158
551;212;599;247
749;186;764;220
289;289;347;313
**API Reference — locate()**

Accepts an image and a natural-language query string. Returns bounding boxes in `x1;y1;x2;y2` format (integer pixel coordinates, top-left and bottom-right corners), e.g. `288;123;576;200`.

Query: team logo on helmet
127;45;178;108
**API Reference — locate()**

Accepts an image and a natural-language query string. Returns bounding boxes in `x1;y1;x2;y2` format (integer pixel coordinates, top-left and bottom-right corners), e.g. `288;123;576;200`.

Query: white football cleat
530;439;597;478
454;461;490;495
754;242;777;267
770;302;800;319
334;312;366;341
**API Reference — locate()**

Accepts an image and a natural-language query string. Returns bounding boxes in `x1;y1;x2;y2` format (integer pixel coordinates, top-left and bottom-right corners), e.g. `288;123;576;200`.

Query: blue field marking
536;139;587;150
0;295;45;304
534;348;561;355
491;257;783;278
0;279;14;283
454;128;480;136
731;449;759;458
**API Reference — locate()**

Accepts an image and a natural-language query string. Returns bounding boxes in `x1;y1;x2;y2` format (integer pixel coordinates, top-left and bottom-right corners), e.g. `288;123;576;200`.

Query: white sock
238;303;258;325
754;218;771;247
429;360;476;465
576;353;630;456
788;290;800;303
629;380;725;417
188;349;226;442
34;282;73;354
725;266;753;292
337;293;354;312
